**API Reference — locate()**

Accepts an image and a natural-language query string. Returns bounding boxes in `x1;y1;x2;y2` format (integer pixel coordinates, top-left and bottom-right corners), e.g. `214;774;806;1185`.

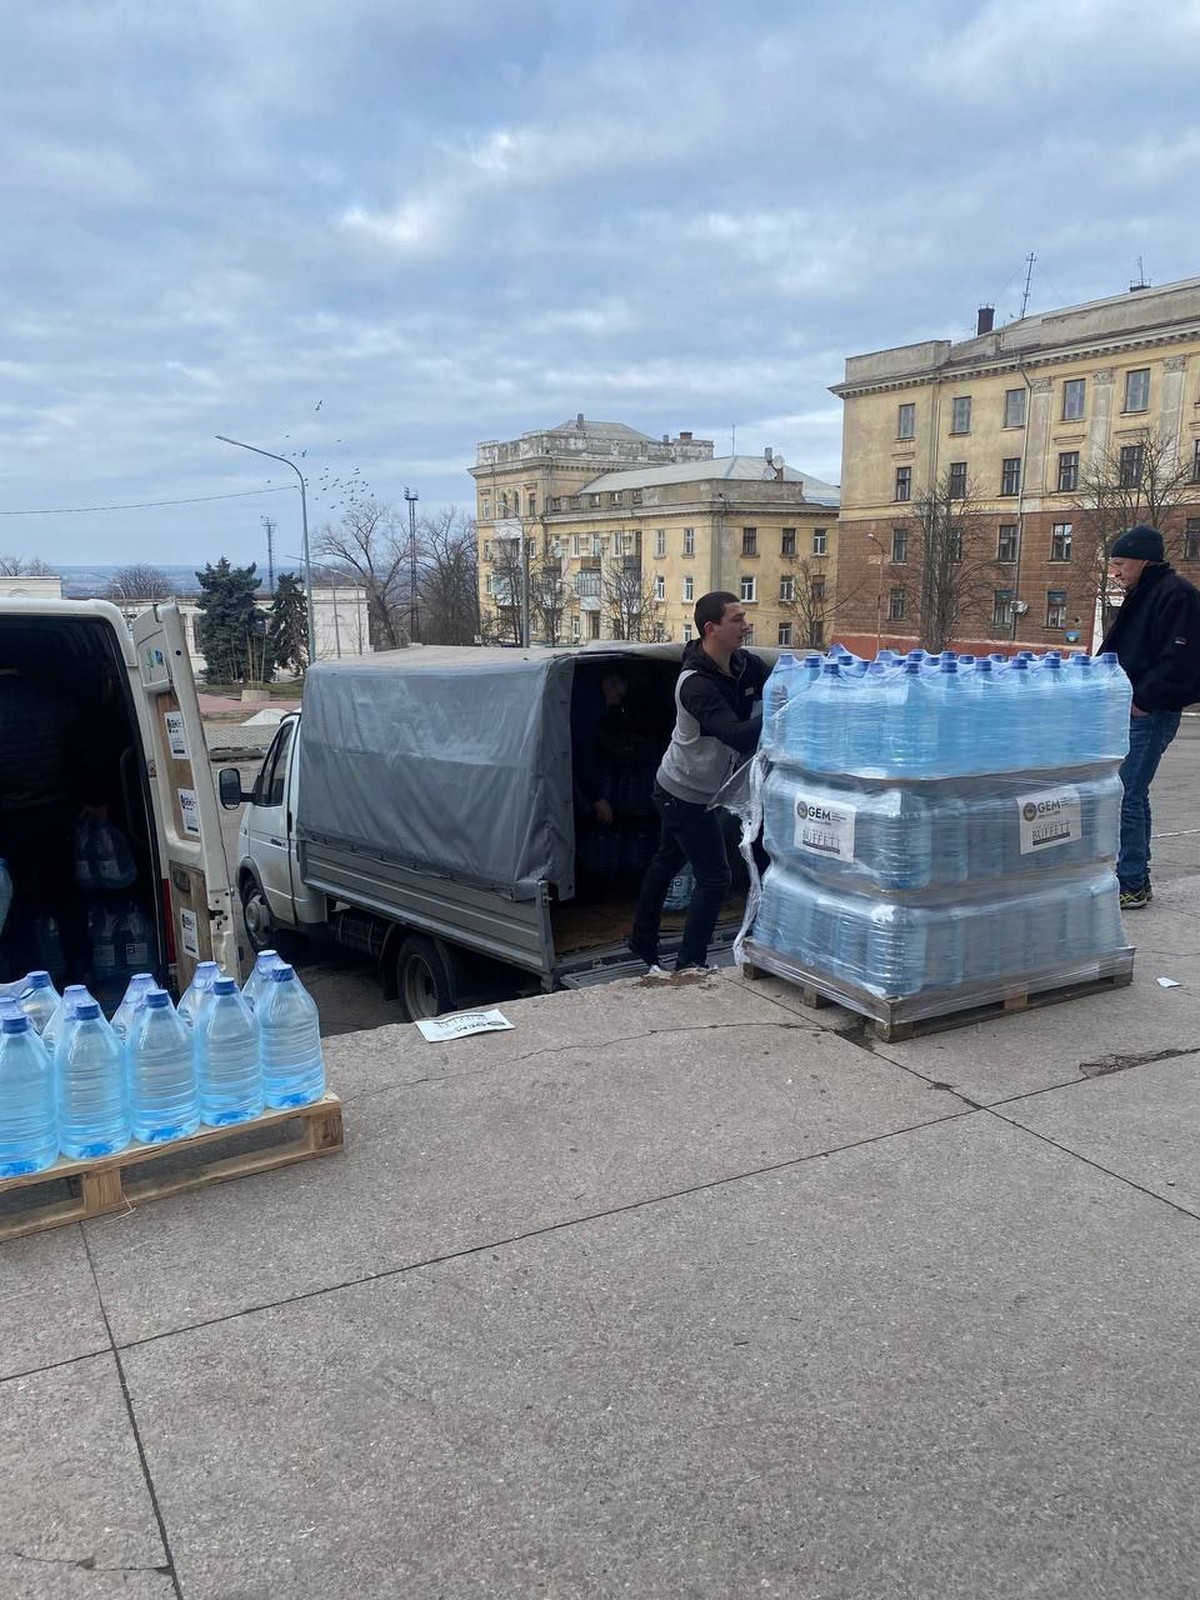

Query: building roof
576;455;841;506
549;418;655;441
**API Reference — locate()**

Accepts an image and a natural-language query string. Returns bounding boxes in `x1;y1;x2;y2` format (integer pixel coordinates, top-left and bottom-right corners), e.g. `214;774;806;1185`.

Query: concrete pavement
5;736;1200;1596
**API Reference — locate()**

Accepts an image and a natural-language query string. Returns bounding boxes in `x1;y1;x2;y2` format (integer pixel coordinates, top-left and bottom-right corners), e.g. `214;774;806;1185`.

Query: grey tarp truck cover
296;646;681;903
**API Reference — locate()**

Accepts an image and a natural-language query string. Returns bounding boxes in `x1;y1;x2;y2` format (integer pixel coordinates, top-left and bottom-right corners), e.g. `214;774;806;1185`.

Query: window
682;624;694;642
1004;388;1027;428
575;570;601;598
1057;450;1079;493
781;527;796;556
997;524;1020;563
740;575;757;603
1185;519;1200;561
993;589;1015;629
895;466;912;502
611;533;624;558
512;492;520;516
1000;457;1022;496
1062;378;1086;421
812;528;827;556
589;493;602;508
887;587;906;621
683;527;695;557
526;492;536;518
683;575;694;602
1124;367;1150;413
631;489;643;506
891;526;909;563
608;492;622;507
741;526;758;557
654;529;666;558
261;721;295;809
779;575;795;602
1046;590;1068;629
1119;443;1144;488
897;402;916;440
1193;440;1200;483
654;575;665;601
571;614;581;641
951;395;972;434
811;575;826;604
1050;522;1073;562
591;535;604;558
481;498;492;520
549;496;562;512
482;539;494;562
572;534;584;556
948;461;968;499
777;622;793;647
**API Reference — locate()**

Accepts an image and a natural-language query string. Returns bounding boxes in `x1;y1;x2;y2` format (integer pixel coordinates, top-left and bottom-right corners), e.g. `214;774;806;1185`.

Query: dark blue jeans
1117;709;1180;891
631;783;732;969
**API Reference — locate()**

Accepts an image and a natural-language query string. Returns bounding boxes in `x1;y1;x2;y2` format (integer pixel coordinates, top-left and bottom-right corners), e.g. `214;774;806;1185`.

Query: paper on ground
415;1008;515;1042
1156;976;1182;989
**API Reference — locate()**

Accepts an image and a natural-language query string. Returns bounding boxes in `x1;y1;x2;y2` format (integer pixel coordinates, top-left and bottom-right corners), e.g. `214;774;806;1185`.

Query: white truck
223;644;767;1019
0;599;236;997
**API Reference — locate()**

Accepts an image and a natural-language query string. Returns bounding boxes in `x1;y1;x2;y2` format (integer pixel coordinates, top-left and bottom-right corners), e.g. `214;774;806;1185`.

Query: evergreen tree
268;572;309;674
194;558;275;685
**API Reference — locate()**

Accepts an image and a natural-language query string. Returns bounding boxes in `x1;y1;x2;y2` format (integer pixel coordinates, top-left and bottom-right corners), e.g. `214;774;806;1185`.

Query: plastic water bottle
1097;652;1132;758
803;660;851;772
18;970;60;1036
892;660;938;774
127;989;199;1144
195;976;264;1127
44;984;94;1054
111;972;156;1041
258;964;326;1109
0;1010;58;1176
1005;656;1040;769
242;949;284;1012
178;960;221;1028
777;657;822;761
57;1000;130;1160
0;858;12;939
763;653;797;756
931;659;966;774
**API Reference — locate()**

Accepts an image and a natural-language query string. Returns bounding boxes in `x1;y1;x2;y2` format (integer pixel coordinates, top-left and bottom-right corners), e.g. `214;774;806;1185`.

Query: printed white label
178;787;201;837
793;792;856;861
1016;784;1081;854
179;909;200;959
165;712;188;760
415;1008;515;1043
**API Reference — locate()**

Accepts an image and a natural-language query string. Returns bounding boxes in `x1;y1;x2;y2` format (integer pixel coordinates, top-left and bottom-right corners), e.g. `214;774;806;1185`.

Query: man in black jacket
1100;524;1200;909
629;591;768;973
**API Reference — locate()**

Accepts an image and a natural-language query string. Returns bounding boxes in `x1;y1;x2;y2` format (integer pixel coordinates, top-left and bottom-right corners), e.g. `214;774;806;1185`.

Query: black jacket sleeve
1135;583;1200;711
678;671;763;753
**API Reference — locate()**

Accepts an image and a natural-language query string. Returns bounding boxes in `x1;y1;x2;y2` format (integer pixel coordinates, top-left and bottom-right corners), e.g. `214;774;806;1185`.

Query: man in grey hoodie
629;591;768;973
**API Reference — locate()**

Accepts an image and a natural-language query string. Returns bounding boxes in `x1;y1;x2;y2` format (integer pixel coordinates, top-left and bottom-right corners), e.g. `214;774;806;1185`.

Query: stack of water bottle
751;646;1132;1002
0;951;326;1179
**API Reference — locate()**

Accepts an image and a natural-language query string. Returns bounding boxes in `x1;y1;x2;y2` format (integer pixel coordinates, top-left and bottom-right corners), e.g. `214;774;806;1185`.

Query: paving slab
998;1049;1200;1212
120;1114;1200;1600
0;1226;110;1381
83;983;964;1345
0;1353;170;1599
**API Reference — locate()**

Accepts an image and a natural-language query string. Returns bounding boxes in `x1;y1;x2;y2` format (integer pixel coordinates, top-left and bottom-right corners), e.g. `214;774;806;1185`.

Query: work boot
1119;886;1149;911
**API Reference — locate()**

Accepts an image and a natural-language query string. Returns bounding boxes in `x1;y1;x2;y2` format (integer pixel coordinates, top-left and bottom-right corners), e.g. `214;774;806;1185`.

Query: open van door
130;604;238;988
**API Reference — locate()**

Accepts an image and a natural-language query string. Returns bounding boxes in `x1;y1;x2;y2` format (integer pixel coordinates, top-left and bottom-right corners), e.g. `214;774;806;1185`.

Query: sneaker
1119;886;1149;911
1144;881;1154;902
627;934;661;969
674;962;719;976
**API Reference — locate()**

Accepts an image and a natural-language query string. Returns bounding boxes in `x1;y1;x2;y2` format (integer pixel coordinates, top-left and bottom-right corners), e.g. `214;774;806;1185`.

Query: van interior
553;654;750;961
0;614;166;1004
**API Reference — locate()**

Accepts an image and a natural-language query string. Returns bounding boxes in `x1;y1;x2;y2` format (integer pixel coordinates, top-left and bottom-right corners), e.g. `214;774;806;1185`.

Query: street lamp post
404;486;419;644
866;533;886;655
216;434;316;665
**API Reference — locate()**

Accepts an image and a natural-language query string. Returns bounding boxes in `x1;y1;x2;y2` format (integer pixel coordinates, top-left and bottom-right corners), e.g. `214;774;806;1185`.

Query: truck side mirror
219;767;250;809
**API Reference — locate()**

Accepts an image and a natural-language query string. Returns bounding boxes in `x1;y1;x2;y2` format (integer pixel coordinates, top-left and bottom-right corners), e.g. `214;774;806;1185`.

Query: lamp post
866;533;886;655
404;486;419;644
216;434;316;664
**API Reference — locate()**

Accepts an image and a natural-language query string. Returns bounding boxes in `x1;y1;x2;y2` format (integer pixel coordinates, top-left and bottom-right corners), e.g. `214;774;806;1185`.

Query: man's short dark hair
694;591;739;638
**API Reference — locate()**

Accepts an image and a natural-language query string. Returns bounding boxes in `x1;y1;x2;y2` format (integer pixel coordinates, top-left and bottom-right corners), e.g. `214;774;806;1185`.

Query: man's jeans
1117;709;1180;891
631;783;731;969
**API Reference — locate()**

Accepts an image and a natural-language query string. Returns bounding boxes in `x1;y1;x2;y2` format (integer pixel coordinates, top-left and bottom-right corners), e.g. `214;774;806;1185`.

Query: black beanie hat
1110;523;1165;562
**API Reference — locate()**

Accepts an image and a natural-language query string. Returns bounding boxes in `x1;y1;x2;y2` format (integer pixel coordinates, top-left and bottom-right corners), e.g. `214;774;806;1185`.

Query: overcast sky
4;0;1200;572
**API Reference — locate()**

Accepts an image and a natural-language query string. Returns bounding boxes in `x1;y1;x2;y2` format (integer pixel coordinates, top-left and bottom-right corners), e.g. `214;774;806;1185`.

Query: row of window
895;460;1022;501
896;369;1155;443
884;516;1200;566
884;586;1074;631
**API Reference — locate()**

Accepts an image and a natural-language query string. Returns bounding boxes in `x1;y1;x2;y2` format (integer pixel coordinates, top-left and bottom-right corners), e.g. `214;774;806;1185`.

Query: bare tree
603;559;663;641
316;498;410;649
417;507;479;645
0;553;53;576
482;532;526;646
904;474;997;652
103;564;173;604
1074;431;1198;627
778;556;866;649
529;558;569;645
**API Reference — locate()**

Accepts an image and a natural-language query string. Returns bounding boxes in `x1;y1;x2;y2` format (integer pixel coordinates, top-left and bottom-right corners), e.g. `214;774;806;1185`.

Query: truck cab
0;599;235;1004
231;712;324;951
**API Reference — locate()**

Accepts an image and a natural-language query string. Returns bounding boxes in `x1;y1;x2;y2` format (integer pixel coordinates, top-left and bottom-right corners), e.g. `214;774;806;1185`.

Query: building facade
472;418;840;647
831;277;1200;655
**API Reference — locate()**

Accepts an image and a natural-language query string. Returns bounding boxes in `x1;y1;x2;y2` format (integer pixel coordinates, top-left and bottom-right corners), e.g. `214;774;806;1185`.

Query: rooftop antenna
1130;256;1150;291
1019;252;1036;319
730;423;736;456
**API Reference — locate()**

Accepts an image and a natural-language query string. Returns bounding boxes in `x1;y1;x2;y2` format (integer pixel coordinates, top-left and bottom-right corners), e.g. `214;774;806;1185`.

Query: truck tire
240;874;277;955
395;935;457;1021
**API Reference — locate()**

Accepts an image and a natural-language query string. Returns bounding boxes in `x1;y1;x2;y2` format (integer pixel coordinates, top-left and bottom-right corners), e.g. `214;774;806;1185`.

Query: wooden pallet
0;1092;343;1244
741;940;1135;1043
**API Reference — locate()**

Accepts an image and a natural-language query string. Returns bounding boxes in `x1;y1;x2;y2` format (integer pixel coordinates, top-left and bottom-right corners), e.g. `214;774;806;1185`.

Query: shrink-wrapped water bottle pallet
0;1091;344;1244
740;941;1134;1043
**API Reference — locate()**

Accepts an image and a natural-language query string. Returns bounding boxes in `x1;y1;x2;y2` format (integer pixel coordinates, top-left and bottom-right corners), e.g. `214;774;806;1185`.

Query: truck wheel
240;876;276;954
396;935;456;1021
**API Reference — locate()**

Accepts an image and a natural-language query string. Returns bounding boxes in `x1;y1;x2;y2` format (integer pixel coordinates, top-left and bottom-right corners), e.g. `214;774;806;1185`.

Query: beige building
831;276;1200;654
471;418;840;647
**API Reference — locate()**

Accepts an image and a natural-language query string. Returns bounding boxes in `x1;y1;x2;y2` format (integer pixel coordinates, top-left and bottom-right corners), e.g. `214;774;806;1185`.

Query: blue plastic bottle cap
1012;657;1029;671
75;1001;101;1020
212;977;238;995
939;660;958;673
271;965;296;981
1045;656;1062;670
2;1013;30;1034
25;971;52;988
903;660;921;674
144;990;170;1009
977;659;993;673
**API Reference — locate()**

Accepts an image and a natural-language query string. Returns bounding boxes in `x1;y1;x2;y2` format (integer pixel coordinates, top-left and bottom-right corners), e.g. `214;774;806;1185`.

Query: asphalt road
213;719;1200;1040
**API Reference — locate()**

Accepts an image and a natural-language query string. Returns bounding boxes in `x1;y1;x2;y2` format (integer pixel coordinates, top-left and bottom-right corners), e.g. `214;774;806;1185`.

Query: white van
0;599;235;996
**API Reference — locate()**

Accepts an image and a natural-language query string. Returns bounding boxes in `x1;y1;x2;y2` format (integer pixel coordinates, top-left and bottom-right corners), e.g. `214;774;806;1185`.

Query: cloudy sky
4;0;1200;572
